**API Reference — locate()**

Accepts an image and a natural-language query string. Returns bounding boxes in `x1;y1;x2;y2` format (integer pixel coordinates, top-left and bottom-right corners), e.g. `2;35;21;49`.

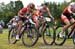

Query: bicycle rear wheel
55;26;67;45
22;26;38;47
43;25;55;45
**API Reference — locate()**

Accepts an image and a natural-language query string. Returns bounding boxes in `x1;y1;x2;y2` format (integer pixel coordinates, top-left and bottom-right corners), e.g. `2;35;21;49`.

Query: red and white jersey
19;7;32;18
37;6;48;16
63;6;71;15
37;6;46;13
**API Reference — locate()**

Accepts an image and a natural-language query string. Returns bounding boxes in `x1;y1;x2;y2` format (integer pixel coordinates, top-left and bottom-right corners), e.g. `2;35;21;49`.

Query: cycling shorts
61;15;69;22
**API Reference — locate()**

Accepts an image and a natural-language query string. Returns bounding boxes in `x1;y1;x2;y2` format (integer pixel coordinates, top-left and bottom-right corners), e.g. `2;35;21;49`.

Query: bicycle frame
68;26;75;38
19;19;31;38
37;17;53;36
56;22;75;45
64;22;75;38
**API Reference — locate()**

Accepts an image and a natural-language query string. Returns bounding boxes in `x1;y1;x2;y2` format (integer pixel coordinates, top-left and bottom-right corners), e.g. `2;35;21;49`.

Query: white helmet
70;2;75;9
14;16;19;21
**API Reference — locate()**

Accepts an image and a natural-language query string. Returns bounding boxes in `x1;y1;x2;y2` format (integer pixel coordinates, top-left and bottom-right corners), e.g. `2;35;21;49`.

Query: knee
18;21;23;26
66;23;70;26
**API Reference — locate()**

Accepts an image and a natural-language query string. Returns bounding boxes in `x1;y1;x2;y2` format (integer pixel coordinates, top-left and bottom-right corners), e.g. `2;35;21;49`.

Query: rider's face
28;7;33;12
72;8;75;13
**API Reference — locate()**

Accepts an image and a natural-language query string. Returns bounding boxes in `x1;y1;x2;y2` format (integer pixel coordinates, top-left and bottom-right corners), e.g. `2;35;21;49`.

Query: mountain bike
36;17;55;45
55;21;75;45
8;18;38;47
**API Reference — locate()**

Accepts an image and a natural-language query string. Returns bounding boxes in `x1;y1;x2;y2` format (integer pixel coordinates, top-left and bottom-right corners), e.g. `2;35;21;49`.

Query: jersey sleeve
21;8;27;13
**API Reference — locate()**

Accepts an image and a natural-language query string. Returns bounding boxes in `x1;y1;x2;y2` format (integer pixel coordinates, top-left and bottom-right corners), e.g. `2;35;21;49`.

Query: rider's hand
72;13;75;17
40;16;43;18
71;13;75;17
26;16;30;19
50;16;54;21
23;16;28;19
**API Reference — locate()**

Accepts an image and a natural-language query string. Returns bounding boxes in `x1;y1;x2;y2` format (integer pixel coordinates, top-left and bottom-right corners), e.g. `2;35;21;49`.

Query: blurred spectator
0;20;4;34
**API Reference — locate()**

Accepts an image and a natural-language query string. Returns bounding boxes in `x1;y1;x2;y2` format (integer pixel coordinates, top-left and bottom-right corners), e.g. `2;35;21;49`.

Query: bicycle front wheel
55;26;67;45
43;25;55;45
22;26;38;47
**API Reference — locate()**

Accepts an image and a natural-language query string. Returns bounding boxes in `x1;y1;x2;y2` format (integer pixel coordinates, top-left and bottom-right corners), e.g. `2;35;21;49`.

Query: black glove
71;13;75;17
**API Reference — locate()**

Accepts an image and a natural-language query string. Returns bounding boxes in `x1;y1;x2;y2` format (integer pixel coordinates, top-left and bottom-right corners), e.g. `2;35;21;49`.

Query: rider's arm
18;10;25;18
9;18;13;23
68;6;75;17
46;7;54;19
18;8;28;18
68;6;72;13
9;18;15;23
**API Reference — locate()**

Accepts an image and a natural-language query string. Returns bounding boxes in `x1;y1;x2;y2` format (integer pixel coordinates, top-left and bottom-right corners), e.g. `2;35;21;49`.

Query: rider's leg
33;16;39;29
35;22;39;29
41;17;46;33
70;18;75;28
60;15;70;37
16;21;23;40
70;18;75;37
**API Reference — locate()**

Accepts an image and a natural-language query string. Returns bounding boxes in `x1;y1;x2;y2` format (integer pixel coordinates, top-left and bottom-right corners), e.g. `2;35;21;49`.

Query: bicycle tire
8;28;18;44
55;26;67;46
22;26;38;47
73;31;75;45
43;25;55;45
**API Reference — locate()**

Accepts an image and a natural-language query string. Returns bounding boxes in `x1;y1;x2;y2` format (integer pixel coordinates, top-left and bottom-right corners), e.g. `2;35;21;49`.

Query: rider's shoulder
37;6;43;10
21;7;27;12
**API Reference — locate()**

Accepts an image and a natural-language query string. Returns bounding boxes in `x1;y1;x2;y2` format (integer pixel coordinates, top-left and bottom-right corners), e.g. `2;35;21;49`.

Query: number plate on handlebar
45;17;51;22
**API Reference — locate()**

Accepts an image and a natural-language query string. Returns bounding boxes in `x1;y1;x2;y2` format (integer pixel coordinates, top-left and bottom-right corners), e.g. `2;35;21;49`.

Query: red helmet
27;3;35;9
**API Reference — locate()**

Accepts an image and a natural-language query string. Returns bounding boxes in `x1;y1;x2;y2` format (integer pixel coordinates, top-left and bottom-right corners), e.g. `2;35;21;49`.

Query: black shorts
19;17;27;22
63;13;72;20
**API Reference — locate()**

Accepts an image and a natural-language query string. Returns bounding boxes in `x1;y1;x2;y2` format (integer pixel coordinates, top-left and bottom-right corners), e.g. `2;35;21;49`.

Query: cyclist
32;10;40;29
60;2;75;38
9;16;19;23
37;3;54;20
33;3;54;32
0;20;4;34
7;16;19;30
16;3;35;40
32;3;54;37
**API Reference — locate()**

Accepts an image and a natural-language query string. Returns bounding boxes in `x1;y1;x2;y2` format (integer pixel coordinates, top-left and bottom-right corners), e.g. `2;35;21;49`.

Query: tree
71;0;75;2
14;1;23;15
0;1;24;27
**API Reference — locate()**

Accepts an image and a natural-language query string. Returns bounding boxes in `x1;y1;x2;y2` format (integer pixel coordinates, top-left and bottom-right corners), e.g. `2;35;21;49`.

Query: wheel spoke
43;26;54;45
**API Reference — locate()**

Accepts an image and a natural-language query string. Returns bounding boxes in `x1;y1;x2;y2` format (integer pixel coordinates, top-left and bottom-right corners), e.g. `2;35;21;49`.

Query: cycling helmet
44;2;49;6
14;16;19;21
70;2;75;9
27;3;35;9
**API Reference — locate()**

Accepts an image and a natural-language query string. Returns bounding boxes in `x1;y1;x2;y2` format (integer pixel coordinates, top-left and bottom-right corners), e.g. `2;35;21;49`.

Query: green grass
0;29;75;49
